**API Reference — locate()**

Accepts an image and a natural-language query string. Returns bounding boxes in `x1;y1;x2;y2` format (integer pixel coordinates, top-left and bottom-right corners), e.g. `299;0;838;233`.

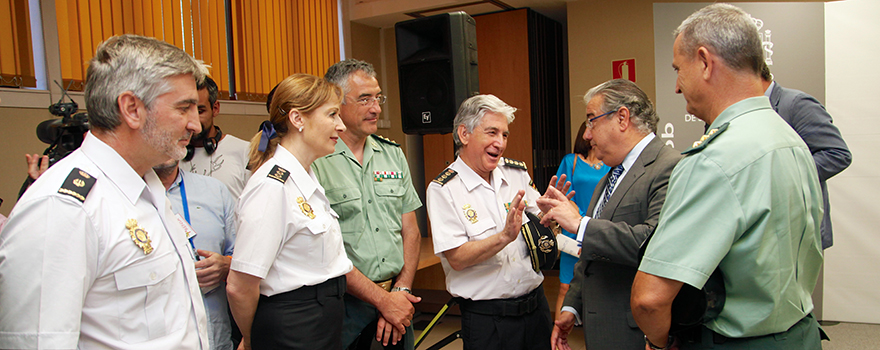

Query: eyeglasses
586;109;617;129
353;95;387;106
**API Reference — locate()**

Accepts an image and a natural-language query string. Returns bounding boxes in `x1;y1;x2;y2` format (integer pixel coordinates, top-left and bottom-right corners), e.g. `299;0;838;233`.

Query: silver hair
673;3;764;75
85;34;208;131
324;58;377;103
452;94;517;147
583;79;658;135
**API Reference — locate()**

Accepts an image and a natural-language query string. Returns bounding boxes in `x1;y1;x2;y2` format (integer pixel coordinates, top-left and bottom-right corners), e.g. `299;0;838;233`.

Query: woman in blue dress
553;121;609;320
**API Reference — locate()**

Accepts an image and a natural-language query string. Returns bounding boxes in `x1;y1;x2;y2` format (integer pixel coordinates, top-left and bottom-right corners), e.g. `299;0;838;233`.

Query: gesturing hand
501;190;526;244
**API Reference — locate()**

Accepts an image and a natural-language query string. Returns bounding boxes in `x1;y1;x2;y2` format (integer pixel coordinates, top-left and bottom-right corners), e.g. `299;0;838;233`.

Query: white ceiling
349;0;571;28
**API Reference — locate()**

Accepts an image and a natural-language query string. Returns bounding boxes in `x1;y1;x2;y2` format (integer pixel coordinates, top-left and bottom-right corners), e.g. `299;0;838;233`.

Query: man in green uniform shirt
313;59;422;350
630;4;824;350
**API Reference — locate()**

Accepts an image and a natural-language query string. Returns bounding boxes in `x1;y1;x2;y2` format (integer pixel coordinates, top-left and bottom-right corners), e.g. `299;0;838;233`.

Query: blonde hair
248;74;343;170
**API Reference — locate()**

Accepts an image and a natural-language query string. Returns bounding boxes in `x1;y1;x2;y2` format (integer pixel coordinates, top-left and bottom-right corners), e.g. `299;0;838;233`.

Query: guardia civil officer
226;73;353;350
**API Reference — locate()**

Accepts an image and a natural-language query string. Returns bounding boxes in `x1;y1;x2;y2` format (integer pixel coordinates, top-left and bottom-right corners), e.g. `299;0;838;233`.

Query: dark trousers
682;314;822;350
251;276;346;350
347;319;409;350
457;285;552;350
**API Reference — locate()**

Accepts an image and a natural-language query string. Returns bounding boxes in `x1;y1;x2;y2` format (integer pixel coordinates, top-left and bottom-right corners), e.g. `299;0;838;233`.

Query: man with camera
0;34;211;349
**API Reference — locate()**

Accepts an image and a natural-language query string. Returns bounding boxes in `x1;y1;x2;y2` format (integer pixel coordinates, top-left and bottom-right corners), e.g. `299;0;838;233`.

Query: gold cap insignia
463;204;478;224
297;197;316;219
125;219;153;254
538;235;556;253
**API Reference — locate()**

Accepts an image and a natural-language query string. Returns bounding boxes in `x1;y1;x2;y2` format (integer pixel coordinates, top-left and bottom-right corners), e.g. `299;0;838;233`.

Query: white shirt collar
274;145;321;198
80;132;150;205
621;133;655;171
450;157;508;192
764;80;776;97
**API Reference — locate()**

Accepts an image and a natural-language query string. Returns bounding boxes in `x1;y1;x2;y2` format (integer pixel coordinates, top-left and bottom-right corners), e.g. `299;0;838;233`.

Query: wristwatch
645;335;675;350
390;286;412;294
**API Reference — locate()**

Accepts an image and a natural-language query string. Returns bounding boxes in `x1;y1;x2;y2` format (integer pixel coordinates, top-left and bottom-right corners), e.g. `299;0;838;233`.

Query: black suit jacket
563;136;681;349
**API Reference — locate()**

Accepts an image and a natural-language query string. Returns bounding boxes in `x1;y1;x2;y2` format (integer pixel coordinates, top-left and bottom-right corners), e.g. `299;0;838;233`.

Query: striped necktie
596;165;624;217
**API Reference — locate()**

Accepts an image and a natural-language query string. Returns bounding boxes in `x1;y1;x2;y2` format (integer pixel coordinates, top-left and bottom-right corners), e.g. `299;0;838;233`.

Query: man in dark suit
538;79;682;350
761;64;851;250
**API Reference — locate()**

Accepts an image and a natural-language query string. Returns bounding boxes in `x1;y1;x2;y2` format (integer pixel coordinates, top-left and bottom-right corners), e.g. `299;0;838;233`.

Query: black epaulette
682;123;729;155
267;165;290;183
432;168;457;186
503;157;528;170
57;168;96;203
372;134;400;146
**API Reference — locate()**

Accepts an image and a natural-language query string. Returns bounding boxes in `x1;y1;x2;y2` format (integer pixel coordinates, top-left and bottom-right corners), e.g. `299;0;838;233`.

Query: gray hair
85;34;208;132
198;76;219;106
583;79;658;135
324;58;377;102
452;94;517;147
673;3;764;76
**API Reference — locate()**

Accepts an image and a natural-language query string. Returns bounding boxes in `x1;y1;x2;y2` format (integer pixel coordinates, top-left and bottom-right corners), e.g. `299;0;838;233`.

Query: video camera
37;81;89;167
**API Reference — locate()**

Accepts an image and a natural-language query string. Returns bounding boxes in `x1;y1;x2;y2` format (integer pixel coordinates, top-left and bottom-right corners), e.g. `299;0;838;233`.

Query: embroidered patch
503;157;527;170
432;168;457;186
267;165;290;183
57;168;96;203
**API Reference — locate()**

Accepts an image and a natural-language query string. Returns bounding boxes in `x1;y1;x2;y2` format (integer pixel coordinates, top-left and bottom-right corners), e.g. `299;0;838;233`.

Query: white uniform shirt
427;157;544;301
0;133;209;350
180;134;251;200
231;145;353;296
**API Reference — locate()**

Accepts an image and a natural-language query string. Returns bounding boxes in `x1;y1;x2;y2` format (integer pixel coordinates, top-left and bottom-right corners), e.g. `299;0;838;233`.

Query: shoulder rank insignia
58;168;96;203
267;165;290;183
125;219;153;255
432;168;457;186
372;134;400;146
683;122;729;155
503;157;527;170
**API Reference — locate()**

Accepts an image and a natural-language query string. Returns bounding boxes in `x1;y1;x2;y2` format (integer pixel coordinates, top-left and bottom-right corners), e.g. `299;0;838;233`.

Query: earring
298;126;303;132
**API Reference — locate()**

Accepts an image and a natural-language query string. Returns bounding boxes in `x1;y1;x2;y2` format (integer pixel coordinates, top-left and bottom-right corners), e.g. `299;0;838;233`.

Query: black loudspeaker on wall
395;11;479;134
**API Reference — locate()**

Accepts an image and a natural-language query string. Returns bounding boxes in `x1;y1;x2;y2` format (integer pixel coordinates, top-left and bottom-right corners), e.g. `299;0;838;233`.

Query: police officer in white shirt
0;34;210;350
426;94;555;350
226;74;353;350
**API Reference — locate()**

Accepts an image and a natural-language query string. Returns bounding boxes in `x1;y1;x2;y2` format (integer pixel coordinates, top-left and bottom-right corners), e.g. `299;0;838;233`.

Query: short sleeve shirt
639;97;824;338
426;157;544;300
0;134;209;350
232;146;353;296
312;135;422;282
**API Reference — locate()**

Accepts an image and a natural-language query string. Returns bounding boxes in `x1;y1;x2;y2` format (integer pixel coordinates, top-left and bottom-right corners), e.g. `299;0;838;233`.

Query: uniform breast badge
297;197;316;219
374;170;403;182
463;204;478;224
125;219;153;254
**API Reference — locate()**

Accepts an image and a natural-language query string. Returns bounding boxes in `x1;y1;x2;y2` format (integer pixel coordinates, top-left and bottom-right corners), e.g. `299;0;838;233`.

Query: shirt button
343;194;347;198
368;199;373;204
382;258;386;262
375;228;380;232
390;189;394;193
150;272;157;280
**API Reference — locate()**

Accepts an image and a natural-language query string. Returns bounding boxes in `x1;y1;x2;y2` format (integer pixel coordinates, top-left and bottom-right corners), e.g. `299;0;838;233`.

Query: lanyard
178;174;200;261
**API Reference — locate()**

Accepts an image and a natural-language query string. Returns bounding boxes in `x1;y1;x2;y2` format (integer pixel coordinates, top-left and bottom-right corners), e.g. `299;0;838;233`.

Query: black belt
260;275;346;302
456;285;543;317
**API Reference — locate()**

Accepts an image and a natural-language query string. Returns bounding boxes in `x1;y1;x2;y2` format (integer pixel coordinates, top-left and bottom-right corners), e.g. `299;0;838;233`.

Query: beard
142;112;189;161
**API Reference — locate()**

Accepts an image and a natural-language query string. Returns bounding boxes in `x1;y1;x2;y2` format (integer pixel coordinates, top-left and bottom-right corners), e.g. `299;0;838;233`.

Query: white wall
822;0;880;324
